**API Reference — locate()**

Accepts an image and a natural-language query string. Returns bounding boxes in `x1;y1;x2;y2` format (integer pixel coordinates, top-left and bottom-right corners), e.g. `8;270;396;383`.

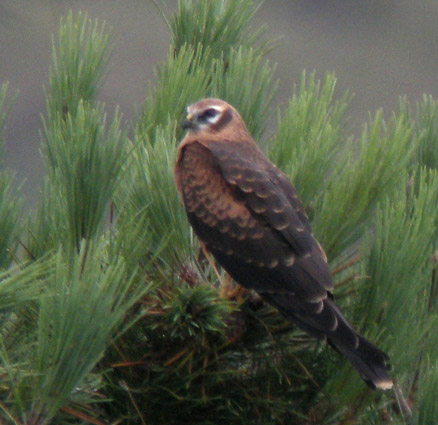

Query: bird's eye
200;108;219;121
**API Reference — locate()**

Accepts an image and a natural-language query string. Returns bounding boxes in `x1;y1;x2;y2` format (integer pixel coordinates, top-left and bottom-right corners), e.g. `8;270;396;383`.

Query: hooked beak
182;113;196;130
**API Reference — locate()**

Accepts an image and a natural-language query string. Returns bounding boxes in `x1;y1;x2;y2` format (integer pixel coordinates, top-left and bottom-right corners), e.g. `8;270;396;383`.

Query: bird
174;98;393;390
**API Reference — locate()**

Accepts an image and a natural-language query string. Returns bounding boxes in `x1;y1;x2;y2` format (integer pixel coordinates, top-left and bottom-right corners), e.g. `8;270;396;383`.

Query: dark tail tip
341;335;393;390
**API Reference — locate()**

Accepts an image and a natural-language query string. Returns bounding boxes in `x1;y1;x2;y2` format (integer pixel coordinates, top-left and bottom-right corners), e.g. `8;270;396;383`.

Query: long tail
323;298;393;390
330;327;393;390
261;293;393;390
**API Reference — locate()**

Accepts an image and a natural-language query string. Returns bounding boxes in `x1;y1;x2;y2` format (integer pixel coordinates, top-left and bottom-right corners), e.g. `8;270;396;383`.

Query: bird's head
182;98;247;135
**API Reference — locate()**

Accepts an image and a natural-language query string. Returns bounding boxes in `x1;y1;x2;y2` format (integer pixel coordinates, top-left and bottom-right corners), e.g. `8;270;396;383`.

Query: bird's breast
179;142;260;240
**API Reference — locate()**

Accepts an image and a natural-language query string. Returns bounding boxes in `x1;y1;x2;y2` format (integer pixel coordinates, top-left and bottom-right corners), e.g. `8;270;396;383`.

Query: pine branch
29;244;149;425
0;83;22;269
2;2;438;424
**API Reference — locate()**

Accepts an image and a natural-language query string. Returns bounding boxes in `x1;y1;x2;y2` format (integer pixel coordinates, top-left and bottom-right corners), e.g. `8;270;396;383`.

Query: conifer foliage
1;2;438;424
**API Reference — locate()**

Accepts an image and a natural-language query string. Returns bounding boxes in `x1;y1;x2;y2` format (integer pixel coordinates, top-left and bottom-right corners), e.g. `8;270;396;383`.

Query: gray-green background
2;1;438;203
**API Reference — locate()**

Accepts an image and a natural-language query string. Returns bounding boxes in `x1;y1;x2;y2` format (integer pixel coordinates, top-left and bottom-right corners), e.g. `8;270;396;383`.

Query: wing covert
179;140;333;300
205;140;332;287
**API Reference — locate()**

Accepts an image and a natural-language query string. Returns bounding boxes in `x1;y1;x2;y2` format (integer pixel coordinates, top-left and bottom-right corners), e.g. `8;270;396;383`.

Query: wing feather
205;140;333;290
179;141;333;302
175;100;392;390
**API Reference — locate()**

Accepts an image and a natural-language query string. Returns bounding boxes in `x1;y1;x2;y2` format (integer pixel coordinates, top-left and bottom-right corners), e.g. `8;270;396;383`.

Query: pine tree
1;2;438;424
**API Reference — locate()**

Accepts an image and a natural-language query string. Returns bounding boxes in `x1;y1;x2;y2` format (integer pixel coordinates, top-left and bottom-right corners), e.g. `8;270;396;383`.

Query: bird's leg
221;274;248;302
199;242;248;301
199;242;223;282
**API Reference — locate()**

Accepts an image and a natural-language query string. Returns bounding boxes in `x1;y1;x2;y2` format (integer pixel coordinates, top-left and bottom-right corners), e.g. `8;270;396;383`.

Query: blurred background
1;0;438;205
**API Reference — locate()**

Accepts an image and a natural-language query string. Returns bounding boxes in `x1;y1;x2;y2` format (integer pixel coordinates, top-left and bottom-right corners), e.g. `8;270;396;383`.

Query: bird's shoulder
177;137;333;296
177;140;251;223
201;140;316;250
178;138;321;256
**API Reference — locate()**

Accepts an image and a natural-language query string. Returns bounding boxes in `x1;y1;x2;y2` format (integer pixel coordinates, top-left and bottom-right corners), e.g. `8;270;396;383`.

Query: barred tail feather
261;293;393;390
333;334;393;390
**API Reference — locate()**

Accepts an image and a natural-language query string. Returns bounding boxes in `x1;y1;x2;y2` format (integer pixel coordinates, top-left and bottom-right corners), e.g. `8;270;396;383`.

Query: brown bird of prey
174;98;393;390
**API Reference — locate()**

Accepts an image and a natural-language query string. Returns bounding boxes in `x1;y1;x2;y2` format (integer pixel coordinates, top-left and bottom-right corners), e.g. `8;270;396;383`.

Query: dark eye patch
200;108;219;121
